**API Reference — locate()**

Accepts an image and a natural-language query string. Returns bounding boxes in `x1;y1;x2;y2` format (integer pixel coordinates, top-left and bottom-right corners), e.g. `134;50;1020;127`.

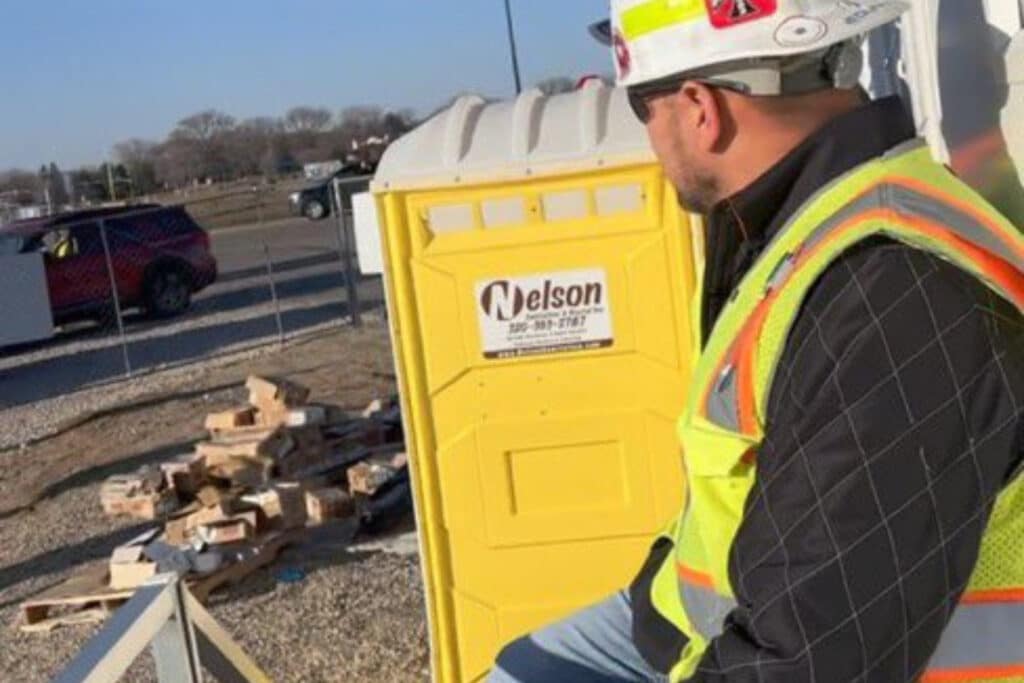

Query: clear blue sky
1;0;610;170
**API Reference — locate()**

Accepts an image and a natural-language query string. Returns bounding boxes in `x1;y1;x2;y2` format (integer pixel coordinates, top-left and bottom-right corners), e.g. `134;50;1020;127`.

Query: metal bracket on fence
330;179;363;328
54;573;272;683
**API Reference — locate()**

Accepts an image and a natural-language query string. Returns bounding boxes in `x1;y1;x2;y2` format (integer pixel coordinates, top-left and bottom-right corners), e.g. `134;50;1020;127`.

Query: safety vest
643;140;1024;682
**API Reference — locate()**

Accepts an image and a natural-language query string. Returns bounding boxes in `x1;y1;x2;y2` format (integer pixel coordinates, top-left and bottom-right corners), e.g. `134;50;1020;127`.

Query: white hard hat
609;0;909;90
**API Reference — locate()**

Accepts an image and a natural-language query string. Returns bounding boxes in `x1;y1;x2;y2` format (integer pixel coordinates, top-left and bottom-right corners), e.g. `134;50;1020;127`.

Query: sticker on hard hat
706;0;777;29
774;16;829;47
476;269;614;360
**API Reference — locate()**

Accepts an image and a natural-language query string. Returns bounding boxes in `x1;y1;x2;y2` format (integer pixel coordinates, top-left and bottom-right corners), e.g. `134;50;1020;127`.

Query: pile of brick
96;375;407;594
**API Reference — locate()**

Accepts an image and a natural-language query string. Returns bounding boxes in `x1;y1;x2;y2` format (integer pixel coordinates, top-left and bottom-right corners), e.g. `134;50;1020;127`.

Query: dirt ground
0;322;432;682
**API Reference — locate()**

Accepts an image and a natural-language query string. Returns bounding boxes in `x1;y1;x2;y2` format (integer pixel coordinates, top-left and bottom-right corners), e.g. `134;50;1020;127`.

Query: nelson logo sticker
477;269;614;360
706;0;778;28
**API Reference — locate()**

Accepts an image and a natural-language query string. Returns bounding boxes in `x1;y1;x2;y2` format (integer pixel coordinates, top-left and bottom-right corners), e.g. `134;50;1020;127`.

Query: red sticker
705;0;778;29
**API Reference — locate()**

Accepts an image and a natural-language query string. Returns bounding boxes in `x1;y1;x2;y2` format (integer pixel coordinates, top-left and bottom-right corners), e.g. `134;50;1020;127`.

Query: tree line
1;105;417;205
1;77;583;208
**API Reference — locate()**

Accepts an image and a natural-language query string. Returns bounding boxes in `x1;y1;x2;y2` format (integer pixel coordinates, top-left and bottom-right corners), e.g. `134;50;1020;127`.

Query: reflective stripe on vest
677;563;736;641
644;141;1024;682
923;596;1024;681
699;176;1024;438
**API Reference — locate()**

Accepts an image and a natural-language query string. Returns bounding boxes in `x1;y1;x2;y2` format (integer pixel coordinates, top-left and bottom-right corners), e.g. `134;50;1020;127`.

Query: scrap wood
189;531;298;602
19;608;108;634
247;376;311;427
20;533;300;631
305;488;355;524
245;376;311;408
205;407;257;433
197;429;294;463
19;562;133;629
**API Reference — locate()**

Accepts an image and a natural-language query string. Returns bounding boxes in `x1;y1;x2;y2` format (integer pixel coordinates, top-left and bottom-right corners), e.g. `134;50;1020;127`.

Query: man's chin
675;188;718;216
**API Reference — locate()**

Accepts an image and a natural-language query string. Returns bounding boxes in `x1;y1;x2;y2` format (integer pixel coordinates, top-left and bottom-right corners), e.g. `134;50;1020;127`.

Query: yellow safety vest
644;141;1024;682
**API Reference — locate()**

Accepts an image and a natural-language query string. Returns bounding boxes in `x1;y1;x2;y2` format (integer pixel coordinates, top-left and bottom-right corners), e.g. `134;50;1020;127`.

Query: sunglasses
627;76;749;124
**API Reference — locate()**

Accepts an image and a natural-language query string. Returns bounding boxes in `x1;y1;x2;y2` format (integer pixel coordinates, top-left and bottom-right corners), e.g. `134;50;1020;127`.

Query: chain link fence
0;177;380;416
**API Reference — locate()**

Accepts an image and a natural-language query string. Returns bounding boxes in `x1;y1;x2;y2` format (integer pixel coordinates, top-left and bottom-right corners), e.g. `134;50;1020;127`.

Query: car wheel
303;199;327;220
145;267;192;318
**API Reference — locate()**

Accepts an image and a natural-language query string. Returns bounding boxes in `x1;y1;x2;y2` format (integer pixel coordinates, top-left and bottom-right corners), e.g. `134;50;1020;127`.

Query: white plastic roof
372;81;654;192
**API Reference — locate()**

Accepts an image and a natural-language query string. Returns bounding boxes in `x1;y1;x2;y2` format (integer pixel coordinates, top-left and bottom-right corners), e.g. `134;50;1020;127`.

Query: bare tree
154;134;201;187
336;106;386;140
113;139;160;194
167;110;237;182
224;118;284;177
174;110;237;142
0;169;42;198
284;107;333;133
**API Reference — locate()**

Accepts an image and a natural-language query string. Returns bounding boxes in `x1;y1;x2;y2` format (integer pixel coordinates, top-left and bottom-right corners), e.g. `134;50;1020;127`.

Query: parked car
288;170;371;221
0;204;218;325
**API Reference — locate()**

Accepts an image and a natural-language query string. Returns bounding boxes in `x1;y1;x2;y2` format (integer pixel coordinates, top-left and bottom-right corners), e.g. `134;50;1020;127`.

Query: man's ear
675;80;724;153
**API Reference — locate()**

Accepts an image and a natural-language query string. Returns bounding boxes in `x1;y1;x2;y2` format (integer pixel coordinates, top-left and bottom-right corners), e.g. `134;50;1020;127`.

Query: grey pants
486;591;669;683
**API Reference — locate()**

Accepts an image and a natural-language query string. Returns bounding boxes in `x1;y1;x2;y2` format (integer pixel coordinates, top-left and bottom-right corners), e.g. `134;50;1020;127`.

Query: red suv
0;205;218;325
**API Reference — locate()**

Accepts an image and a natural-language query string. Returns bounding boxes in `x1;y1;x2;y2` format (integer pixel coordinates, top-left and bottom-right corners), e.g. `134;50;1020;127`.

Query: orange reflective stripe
697;174;1024;439
715;207;1024;436
798;208;1024;310
677;563;715;589
734;296;774;436
883;175;1024;265
961;588;1024;605
922;664;1024;682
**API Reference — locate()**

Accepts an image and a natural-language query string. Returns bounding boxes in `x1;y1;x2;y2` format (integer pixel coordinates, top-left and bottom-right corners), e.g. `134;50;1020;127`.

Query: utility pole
503;0;523;95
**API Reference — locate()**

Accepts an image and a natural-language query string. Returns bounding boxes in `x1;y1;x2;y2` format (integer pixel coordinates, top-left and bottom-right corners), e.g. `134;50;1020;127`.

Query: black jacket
633;97;1024;682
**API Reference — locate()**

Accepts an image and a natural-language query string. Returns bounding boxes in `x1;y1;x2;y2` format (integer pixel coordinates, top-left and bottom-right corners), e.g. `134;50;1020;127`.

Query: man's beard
675;169;721;215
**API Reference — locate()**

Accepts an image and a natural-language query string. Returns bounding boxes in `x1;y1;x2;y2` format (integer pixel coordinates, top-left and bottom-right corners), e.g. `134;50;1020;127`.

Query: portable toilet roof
372;81;654;192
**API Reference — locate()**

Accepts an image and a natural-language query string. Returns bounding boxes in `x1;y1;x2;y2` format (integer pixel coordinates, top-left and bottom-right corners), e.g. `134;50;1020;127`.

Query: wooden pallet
18;531;300;632
18;562;133;631
190;531;295;601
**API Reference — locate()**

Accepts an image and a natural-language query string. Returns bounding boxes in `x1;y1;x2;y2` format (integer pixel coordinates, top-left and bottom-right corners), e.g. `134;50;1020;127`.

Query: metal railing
55;573;271;683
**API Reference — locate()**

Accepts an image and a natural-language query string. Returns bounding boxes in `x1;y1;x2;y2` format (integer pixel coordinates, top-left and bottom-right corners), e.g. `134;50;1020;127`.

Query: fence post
257;197;285;348
150;580;202;683
97;218;132;377
331;178;362;327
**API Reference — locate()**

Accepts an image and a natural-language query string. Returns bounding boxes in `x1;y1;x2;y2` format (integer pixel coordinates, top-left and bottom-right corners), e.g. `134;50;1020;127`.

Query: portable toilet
372;81;702;682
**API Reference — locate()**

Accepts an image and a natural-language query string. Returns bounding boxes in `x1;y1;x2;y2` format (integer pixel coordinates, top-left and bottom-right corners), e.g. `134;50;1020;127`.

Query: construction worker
489;1;1024;681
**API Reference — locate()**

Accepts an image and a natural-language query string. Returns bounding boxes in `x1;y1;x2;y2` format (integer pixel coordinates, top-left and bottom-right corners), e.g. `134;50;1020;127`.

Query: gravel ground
0;321;431;682
0;312;384;452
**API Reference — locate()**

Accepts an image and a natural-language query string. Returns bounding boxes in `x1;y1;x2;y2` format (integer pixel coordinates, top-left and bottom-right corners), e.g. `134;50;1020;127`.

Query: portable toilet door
372;81;702;683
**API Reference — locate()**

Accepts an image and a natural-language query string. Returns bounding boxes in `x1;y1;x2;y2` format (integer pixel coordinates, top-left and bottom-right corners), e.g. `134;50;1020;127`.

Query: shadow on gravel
0;439;199;521
0;522;154;598
0;296;383;410
202;520;371;606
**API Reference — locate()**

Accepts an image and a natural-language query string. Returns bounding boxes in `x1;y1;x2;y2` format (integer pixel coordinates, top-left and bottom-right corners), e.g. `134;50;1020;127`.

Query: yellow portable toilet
372;81;702;682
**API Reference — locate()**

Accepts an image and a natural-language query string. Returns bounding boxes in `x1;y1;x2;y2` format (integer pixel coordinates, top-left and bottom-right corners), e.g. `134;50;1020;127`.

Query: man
489;1;1024;681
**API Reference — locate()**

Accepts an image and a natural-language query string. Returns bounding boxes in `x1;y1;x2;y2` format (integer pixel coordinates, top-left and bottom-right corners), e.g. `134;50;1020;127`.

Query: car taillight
199;231;211;251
